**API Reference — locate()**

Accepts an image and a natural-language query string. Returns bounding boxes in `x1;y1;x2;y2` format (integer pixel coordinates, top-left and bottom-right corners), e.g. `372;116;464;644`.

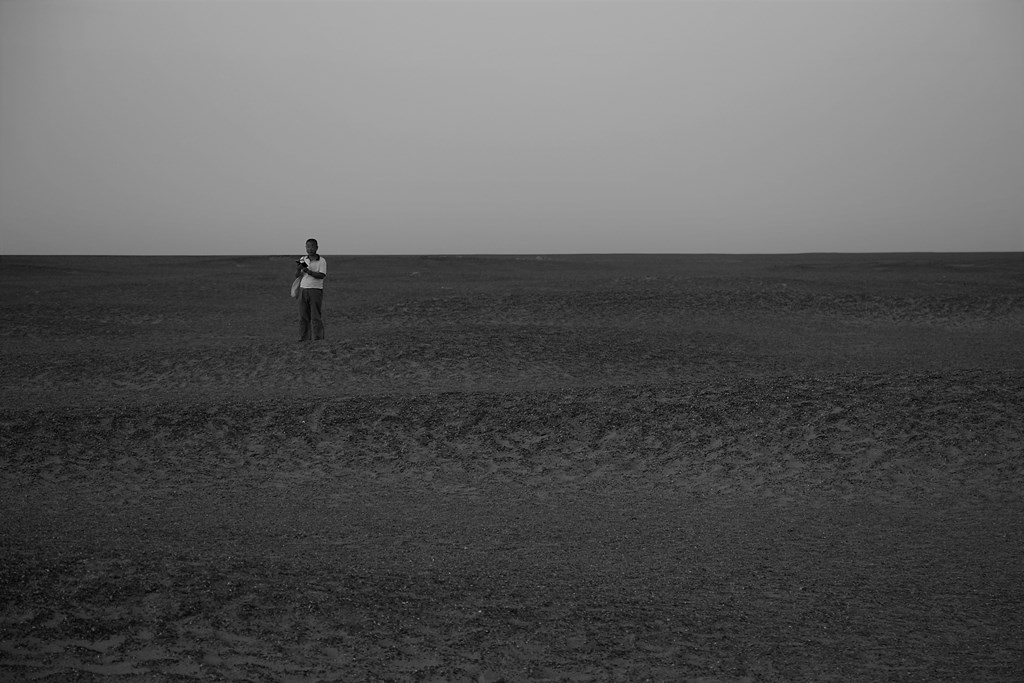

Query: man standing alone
296;238;327;341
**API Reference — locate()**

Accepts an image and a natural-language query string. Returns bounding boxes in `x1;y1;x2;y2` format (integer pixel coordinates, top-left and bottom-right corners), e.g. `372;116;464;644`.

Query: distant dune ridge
2;253;1023;681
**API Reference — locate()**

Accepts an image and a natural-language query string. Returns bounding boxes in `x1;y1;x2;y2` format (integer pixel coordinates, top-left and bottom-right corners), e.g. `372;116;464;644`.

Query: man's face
306;241;318;256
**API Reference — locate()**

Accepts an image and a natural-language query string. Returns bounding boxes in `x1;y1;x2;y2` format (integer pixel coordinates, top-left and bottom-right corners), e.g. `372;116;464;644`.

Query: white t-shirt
300;256;326;289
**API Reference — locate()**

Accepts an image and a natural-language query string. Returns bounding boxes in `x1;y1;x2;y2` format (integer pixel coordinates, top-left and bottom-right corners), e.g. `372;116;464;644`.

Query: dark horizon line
3;250;1022;259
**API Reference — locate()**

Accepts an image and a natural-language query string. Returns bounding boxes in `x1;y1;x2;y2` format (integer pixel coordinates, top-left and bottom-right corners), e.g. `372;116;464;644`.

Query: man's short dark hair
306;238;318;246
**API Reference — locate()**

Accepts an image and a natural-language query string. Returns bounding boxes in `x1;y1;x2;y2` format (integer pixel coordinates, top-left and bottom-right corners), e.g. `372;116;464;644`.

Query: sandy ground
1;253;1022;681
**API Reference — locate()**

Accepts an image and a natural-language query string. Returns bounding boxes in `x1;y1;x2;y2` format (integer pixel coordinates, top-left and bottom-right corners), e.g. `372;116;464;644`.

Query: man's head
305;239;319;257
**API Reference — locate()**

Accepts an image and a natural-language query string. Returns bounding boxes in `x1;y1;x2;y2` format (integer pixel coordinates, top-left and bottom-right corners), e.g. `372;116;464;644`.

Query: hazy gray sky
1;0;1022;255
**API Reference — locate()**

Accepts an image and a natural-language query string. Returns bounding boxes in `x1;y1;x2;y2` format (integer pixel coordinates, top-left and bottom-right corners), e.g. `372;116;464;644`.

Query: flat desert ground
1;252;1022;682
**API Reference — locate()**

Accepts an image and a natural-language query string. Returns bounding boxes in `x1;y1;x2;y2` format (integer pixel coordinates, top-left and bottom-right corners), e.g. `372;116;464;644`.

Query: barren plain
1;252;1022;681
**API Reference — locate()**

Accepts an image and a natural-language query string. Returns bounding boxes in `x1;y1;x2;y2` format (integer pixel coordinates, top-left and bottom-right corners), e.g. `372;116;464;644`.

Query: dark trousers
299;288;324;340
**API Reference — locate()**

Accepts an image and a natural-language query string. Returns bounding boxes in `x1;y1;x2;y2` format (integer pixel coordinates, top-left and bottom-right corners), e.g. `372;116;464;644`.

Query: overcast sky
1;0;1022;255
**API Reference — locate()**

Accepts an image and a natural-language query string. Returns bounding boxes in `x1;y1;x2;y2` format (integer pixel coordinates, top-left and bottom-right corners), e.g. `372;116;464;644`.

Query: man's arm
301;264;326;279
